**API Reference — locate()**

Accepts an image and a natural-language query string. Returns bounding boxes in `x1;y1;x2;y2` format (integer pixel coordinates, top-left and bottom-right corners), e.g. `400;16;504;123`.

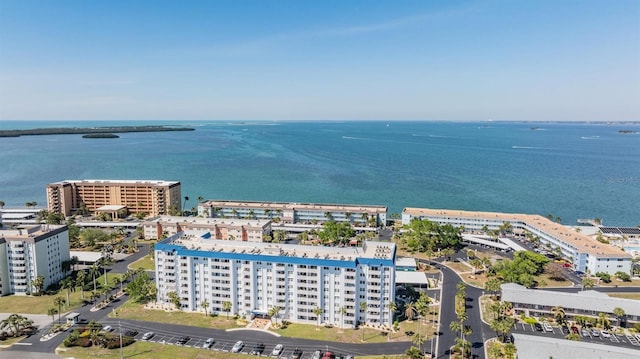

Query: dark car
250;342;266;355
534;323;543;331
176;336;190;345
290;348;303;359
561;326;570;335
571;326;579;335
124;330;139;337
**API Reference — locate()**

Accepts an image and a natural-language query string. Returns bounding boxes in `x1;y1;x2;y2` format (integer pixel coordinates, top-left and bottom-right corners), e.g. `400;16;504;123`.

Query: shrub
523;317;538;325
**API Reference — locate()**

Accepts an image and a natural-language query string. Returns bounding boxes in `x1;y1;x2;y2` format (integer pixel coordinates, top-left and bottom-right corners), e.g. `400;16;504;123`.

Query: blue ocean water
1;120;639;226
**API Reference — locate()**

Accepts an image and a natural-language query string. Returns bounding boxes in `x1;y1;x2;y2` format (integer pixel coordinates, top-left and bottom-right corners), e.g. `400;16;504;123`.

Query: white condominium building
142;216;272;241
198;200;387;227
155;231;396;327
402;208;632;276
0;225;70;296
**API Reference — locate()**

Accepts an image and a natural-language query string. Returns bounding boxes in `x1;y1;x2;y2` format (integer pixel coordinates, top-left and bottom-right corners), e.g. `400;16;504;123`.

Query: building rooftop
403;207;630;258
49;179;180;186
160;230;395;262
202;200;387;213
145;215;271;229
0;224;67;241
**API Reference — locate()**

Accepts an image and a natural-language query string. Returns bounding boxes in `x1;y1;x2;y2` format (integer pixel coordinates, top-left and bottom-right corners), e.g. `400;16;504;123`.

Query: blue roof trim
155;242;394;268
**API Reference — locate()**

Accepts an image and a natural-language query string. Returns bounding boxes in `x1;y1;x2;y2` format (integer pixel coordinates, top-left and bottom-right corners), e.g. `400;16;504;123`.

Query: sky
0;0;638;122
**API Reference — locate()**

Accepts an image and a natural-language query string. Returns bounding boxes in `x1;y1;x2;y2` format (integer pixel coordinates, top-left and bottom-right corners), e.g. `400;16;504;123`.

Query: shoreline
0;125;195;137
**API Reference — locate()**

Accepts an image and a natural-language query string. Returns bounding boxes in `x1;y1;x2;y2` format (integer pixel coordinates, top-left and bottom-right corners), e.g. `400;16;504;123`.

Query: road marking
13;343;32;346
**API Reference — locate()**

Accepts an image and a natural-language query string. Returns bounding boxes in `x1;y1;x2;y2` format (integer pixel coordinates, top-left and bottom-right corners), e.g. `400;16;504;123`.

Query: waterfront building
0;208;41;227
198;200;387;227
402;208;632;275
154;231;396;328
502;283;640;327
0;225;70;296
142;216;271;241
47;179;181;217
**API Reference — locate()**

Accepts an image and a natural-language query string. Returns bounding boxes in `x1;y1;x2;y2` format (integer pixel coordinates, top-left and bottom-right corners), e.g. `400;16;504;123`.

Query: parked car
142;332;155;340
250;343;266;355
601;330;611;338
543;322;553;332
581;328;590;337
176;336;190;345
231;341;244;353
560;325;570;335
203;338;214;349
312;350;323;359
323;351;335;359
290;348;303;359
103;325;114;332
571;326;579;335
271;344;284;356
124;330;138;337
534;323;543;332
591;329;600;337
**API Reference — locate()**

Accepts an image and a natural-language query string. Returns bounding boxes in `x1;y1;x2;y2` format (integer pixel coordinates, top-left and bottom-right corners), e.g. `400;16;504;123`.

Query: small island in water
618;130;637;134
82;133;119;139
0;125;195;137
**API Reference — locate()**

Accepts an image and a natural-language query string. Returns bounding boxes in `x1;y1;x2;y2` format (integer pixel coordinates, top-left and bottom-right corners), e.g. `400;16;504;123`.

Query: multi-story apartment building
502;283;640;327
155;231;395;328
0;225;70;296
198;200;387;227
142;216;271;241
47;179;181;217
402;208;632;275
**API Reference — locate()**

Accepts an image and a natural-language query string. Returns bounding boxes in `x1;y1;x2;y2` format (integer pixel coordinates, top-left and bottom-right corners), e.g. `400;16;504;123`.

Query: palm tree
182;196;189;215
54;296;66;324
31;275;45;295
201;300;209;317
248;209;255;219
0;200;4;208
60;277;74;307
231;209;238;218
47;307;58;323
613;307;626;327
412;332;426;349
597;312;611;329
345;212;352;223
551;306;566;326
405;302;417;321
89;263;100;292
313;307;323;330
223;301;232;319
386;301;397;321
339;306;347;331
449;320;462;337
75;270;87;300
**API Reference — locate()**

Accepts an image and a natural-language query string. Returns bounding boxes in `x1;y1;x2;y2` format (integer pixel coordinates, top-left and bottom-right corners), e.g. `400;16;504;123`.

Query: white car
103;325;114;332
601;330;611;338
203;338;214;349
543;323;553;332
271;344;284;356
231;340;244;353
141;332;155;340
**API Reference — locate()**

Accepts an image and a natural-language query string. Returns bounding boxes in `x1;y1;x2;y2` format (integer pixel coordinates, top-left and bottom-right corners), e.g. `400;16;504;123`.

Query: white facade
155;231;396;328
403;208;632;275
142;216;271;241
0;225;70;296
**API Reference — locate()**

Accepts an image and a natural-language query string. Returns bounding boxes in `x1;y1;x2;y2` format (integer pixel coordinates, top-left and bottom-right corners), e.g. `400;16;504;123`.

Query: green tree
47;307;58;323
89;263;100;292
339;306;347;331
126;271;156;303
386;301;397;321
503;343;517;359
76;270;87;300
201;300;209;317
581;277;595;290
485;278;503;298
31;275;45;295
222;301;232;319
615;271;632;282
613;307;626;327
60;277;74;307
0;200;4;208
313;307;323;330
53;297;66;324
317;221;355;245
404;302;417;321
405;346;423;359
167;291;180;309
552;306;566;326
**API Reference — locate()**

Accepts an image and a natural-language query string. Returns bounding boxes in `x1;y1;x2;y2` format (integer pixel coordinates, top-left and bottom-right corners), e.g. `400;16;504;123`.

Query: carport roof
395;271;428;285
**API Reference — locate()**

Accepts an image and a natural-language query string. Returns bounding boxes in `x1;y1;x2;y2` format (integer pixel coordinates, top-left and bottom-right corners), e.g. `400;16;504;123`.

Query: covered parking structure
462;234;511;252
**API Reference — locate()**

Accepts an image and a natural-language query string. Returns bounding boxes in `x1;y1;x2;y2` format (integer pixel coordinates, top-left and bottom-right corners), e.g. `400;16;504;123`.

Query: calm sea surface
1;120;639;226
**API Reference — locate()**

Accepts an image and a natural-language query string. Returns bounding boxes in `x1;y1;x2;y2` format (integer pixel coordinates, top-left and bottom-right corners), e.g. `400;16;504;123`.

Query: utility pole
119;320;124;359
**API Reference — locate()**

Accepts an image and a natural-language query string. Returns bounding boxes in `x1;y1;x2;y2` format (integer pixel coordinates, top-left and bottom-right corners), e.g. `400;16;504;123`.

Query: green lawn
0;273;121;315
128;255;155;271
608;292;640;300
110;300;243;330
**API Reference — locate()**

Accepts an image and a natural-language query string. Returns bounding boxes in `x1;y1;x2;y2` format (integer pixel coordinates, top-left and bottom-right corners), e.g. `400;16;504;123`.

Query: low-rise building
402;208;632;275
0;225;70;296
154;231;396;327
502;283;640;327
198;200;387;227
141;216;271;241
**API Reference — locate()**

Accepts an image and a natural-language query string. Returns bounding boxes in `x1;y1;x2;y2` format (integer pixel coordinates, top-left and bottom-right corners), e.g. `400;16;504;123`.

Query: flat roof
145;215;271;229
462;234;511;250
202;200;387;213
69;251;104;263
49;179;180;186
512;333;640;359
395;271;428;285
96;205;126;211
404;207;629;257
395;257;417;268
159;230;395;262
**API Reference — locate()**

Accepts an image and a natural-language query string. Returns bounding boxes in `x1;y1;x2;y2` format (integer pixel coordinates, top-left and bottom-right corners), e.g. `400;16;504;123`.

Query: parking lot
109;323;357;359
512;322;640;350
